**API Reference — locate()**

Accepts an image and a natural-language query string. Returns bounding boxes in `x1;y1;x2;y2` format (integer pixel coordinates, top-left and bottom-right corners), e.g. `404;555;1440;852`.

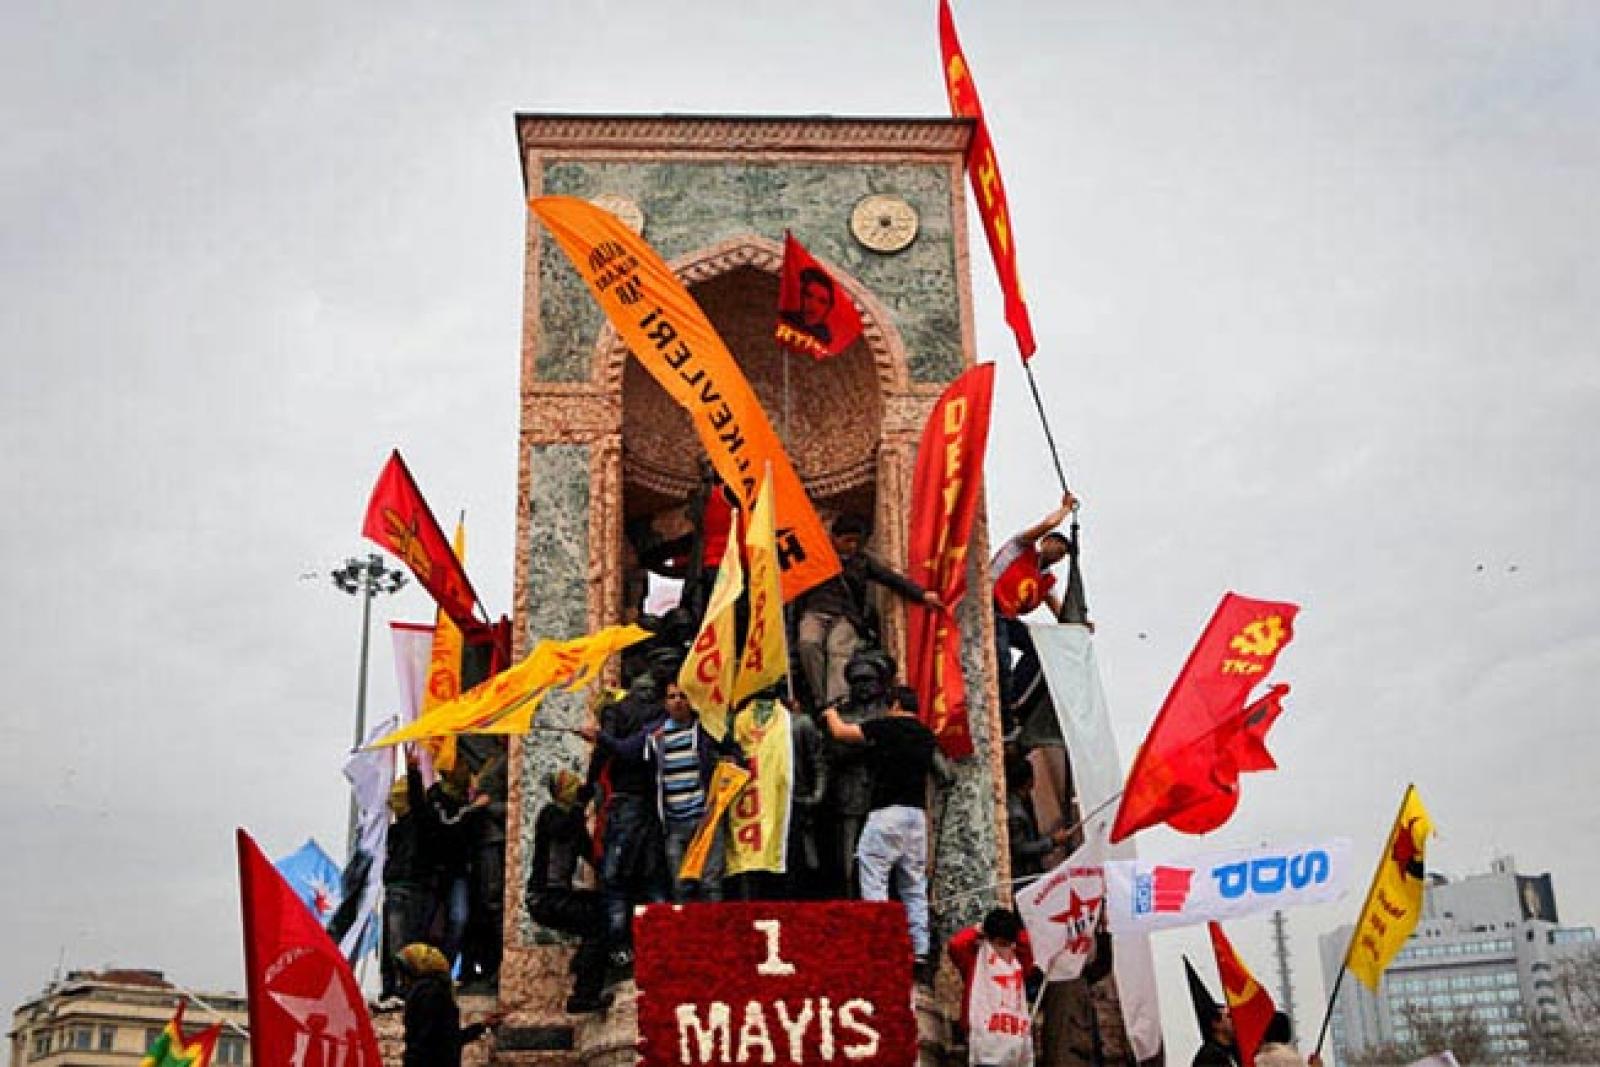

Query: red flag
938;0;1036;360
362;450;484;633
1110;593;1299;842
1208;922;1276;1067
774;232;864;359
237;829;382;1067
905;364;995;758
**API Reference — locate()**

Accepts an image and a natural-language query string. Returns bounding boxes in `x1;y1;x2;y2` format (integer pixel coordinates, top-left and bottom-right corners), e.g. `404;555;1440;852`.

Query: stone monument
493;115;1016;1067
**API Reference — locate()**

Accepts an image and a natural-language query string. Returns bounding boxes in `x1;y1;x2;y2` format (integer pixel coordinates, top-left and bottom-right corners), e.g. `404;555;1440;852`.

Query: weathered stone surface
535;161;963;385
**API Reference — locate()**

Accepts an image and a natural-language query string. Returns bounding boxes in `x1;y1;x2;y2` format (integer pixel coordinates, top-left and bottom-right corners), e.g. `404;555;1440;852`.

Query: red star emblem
1048;890;1099;954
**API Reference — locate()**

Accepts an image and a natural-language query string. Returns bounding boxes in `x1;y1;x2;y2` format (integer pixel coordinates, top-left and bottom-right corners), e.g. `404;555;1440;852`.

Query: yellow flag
419;520;467;774
678;511;745;741
1346;784;1434;990
677;761;752;883
371;624;653;745
724;700;793;877
732;466;788;707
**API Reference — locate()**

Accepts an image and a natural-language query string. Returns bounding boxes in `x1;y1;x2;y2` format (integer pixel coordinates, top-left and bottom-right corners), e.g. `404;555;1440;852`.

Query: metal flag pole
1022;359;1072;495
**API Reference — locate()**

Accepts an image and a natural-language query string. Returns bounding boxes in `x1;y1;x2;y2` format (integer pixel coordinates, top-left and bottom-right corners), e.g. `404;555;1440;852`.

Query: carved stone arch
592;234;913;510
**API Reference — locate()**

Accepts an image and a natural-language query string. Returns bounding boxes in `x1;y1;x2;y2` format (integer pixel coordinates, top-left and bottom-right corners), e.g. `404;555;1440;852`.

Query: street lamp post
331;553;407;857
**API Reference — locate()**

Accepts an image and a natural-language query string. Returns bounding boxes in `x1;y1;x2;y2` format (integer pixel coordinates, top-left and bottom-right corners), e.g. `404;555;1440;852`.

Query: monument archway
595;234;912;630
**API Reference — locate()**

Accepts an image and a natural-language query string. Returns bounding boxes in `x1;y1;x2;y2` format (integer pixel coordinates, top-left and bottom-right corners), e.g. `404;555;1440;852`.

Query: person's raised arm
1015;491;1078;547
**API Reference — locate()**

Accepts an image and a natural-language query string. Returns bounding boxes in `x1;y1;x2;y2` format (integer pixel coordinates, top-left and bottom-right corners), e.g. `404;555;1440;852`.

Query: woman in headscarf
395;942;500;1066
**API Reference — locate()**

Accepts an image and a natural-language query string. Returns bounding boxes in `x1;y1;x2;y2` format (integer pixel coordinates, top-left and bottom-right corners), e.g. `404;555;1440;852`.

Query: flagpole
1022;360;1071;495
1311;964;1347;1057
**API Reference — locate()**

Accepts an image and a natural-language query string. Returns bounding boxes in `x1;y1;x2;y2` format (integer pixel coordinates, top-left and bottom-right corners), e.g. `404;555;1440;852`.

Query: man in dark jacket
580;673;670;968
795;514;941;709
526;769;610;1014
396;942;499;1067
379;756;436;1005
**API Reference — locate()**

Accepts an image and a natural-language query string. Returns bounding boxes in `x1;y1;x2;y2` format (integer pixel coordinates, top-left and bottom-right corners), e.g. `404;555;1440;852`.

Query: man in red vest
990;492;1077;724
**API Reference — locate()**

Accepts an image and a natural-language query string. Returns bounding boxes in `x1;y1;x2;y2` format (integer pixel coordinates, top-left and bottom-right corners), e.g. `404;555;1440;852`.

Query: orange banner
906;364;995;759
939;0;1036;360
530;196;840;601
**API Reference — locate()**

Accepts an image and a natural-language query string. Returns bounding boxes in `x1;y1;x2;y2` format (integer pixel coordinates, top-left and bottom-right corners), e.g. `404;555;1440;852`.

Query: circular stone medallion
850;193;919;253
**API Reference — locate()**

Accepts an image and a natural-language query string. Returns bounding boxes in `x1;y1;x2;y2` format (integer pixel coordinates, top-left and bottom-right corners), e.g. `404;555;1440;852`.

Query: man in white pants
822;685;942;967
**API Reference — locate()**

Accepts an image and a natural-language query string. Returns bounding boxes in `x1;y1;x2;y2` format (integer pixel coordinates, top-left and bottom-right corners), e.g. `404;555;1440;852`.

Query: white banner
1016;846;1106;982
390;621;436;783
1030;623;1163;1061
1104;838;1353;935
336;715;398;962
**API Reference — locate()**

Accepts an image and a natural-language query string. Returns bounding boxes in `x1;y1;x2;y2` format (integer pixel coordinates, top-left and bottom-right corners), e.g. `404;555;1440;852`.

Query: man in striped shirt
648;682;726;902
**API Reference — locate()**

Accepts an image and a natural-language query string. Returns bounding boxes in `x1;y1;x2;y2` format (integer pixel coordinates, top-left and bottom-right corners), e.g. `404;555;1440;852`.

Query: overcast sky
4;1;1597;1061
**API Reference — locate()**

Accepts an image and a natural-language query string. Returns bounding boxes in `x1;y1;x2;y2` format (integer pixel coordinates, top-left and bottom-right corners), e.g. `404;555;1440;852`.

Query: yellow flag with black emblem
1346;784;1434;990
370;624;653;745
678;511;745;742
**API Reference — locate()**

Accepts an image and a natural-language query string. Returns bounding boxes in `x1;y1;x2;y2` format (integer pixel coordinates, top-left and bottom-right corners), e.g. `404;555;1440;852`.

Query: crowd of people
375;472;1337;1067
377;735;507;1006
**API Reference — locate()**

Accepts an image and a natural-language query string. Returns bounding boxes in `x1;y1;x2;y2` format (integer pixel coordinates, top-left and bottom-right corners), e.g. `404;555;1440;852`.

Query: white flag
1016;845;1106;982
1031;623;1164;1061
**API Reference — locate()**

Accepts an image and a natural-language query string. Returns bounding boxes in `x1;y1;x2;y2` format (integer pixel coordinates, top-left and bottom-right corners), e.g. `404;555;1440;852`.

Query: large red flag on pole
237;829;382;1067
1110;593;1299;842
362;449;485;634
906;363;996;758
939;0;1036;360
1208;921;1278;1067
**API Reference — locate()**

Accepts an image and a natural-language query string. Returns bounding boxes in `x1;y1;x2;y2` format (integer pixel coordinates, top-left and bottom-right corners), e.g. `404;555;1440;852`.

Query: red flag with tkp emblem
1208;922;1277;1067
362;450;484;635
905;364;996;758
774;232;864;360
1111;593;1299;843
237;829;382;1067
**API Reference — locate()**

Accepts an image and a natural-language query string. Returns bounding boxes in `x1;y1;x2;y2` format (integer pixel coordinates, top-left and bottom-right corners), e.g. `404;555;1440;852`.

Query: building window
217;1035;246;1064
145;1027;162;1052
69;1025;93;1049
31;1030;51;1060
99;1024;117;1051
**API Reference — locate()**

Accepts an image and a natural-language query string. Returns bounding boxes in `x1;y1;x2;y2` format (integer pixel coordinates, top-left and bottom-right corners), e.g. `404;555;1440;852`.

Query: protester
580;670;671;970
395;942;501;1067
378;755;437;1007
796;513;941;708
525;769;609;1014
648;681;728;902
821;648;894;895
821;684;947;969
460;747;506;991
1004;754;1069;879
425;773;474;968
947;909;1038;1066
990;492;1078;717
1193;1006;1240;1067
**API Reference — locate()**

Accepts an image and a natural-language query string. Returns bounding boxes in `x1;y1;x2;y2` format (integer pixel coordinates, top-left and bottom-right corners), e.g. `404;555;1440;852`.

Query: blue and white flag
273;838;344;924
1104;837;1353;935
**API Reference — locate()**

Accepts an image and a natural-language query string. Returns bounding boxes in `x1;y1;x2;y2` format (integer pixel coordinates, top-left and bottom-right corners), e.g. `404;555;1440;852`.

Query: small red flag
1208;922;1277;1067
774;232;864;359
362;450;484;634
1110;593;1299;843
237;829;382;1067
905;363;996;758
938;0;1037;361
